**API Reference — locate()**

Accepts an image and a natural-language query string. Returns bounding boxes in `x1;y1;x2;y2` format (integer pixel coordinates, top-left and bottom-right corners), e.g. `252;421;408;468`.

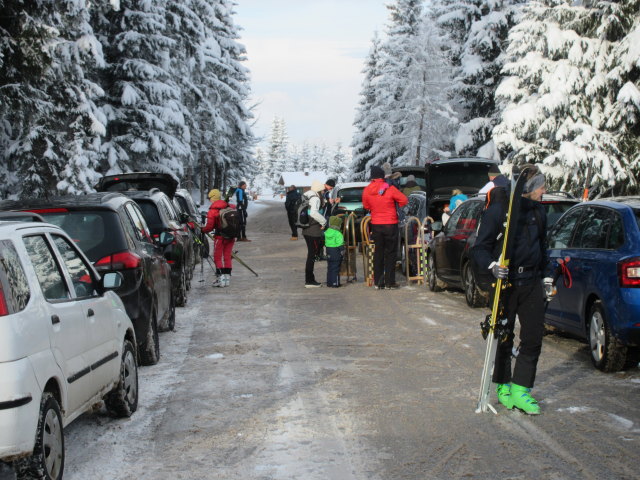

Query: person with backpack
301;180;327;287
470;164;548;415
235;181;250;242
284;185;301;240
202;189;237;287
362;165;408;290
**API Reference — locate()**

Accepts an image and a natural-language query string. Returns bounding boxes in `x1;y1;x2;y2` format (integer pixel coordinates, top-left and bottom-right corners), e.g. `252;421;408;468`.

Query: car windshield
136;200;164;233
544;201;576;227
429;162;491;192
337;187;364;203
38;210;127;262
397;176;426;189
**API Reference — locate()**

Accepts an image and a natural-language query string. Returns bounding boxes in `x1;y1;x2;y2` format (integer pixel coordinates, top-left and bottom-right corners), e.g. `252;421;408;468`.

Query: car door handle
87;308;95;317
51;315;60;325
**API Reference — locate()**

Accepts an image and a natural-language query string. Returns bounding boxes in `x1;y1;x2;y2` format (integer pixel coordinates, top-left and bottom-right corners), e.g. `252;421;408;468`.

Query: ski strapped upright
475;165;531;414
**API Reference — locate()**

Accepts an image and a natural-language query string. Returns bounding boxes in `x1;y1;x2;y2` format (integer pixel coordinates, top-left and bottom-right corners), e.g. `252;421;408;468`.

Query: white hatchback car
0;220;138;480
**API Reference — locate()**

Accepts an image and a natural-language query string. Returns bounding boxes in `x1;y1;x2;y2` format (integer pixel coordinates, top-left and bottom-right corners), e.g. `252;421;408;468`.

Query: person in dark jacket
235;181;250;241
471;165;547;415
301;180;327;287
362;165;408;289
284;185;301;240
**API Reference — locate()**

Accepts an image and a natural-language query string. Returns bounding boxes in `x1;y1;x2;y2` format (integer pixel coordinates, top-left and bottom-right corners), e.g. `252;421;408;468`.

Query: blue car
546;198;640;372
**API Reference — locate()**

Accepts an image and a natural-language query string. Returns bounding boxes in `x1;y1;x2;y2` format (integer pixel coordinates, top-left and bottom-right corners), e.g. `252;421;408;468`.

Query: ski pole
203;232;259;277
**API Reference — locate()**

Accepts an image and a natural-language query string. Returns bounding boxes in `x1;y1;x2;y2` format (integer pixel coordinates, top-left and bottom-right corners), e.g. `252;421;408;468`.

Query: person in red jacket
362;165;408;289
201;189;235;287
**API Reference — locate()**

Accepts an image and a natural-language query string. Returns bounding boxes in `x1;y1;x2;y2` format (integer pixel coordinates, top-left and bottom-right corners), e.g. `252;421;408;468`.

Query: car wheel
104;340;138;417
176;266;187;307
139;306;159;366
588;301;626;372
14;393;64;480
427;253;444;292
463;262;484;308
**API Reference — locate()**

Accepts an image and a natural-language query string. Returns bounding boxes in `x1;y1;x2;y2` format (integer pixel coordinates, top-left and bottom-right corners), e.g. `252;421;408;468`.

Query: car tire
462;262;484;308
176;266;187;307
104;340;138;417
14;393;64;480
588;301;626;372
166;293;176;332
139;305;159;366
427;253;444;292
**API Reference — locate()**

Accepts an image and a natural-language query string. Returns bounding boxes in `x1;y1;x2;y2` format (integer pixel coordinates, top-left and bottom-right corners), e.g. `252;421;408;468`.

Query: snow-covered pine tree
267;117;288;186
351;32;383;181
493;0;640;194
330;143;351;183
96;0;190;177
0;0;105;198
433;0;524;156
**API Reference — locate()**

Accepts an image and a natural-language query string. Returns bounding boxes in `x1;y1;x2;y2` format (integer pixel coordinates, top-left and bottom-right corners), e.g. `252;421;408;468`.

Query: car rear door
433;205;466;279
22;234;93;412
560;206;623;334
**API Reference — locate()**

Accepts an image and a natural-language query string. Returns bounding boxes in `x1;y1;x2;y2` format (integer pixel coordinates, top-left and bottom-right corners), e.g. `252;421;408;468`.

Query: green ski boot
510;384;541;415
496;383;512;409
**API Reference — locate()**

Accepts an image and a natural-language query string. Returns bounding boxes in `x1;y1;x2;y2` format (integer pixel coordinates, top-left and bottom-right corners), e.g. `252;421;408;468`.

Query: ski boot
211;275;223;288
496;383;511;409
221;274;230;287
510;384;541;415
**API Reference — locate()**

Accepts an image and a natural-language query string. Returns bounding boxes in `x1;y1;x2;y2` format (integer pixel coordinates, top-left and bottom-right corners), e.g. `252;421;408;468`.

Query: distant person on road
322;179;340;220
202;189;236;288
325;215;345;288
402;174;421;196
302;180;327;287
235;181;250;242
471;164;548;415
362;166;408;290
285;185;301;240
479;164;509;194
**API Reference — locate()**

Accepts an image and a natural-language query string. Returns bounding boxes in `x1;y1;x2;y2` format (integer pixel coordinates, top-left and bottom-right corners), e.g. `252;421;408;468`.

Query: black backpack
218;207;241;238
294;193;316;228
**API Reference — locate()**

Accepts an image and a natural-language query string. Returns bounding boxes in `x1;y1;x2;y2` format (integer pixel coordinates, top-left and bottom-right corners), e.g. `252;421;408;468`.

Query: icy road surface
2;199;639;479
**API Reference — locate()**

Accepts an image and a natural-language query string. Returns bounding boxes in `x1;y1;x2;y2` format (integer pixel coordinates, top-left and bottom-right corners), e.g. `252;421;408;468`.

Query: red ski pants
213;236;234;270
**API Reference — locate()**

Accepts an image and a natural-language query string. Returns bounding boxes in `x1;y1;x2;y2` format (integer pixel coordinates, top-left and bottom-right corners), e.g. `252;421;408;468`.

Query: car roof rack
0;211;45;222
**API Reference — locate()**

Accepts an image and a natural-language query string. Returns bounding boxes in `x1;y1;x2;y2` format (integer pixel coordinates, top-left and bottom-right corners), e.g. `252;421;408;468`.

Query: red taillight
95;251;142;271
25;208;68;214
0;284;9;316
618;257;640;288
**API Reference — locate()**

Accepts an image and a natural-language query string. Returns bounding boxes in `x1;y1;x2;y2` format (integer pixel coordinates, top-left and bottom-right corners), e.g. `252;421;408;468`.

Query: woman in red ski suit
202;189;235;287
362;165;408;289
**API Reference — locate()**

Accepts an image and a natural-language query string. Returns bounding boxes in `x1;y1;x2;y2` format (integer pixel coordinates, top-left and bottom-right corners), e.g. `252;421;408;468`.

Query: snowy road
2;199;639;479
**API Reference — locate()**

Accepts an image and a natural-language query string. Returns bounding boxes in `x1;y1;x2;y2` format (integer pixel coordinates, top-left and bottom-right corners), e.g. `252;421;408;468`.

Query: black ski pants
304;235;323;283
326;246;343;286
236;208;247;240
287;210;298;237
371;223;399;287
492;280;545;388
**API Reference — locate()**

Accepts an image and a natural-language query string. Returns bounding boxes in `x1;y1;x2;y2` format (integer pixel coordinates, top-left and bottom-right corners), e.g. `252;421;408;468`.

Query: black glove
489;261;508;280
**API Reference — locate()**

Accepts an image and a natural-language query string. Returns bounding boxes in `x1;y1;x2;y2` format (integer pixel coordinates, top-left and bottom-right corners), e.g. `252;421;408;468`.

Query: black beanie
370;166;385;179
325;179;336;187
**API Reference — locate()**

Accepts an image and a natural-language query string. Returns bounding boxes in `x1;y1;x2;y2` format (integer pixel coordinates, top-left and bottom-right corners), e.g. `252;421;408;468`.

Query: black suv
173;188;208;261
0;193;175;365
95;173;195;306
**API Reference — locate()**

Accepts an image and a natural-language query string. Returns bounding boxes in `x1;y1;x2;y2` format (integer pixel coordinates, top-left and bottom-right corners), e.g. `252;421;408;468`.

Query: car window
125;203;153;244
0;239;31;313
608;211;624;250
24;235;70;301
572;207;621;250
544;201;577;228
548;207;583;249
52;235;97;297
38;210;127;262
336;187;364;203
136;200;163;233
161;197;178;222
444;204;465;234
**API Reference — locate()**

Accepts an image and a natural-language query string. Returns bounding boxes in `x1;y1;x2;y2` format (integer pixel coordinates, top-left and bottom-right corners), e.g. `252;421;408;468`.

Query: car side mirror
102;272;123;290
157;231;175;247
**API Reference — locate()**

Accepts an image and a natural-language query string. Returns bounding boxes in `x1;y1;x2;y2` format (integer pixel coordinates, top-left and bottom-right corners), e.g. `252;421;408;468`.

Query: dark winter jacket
362;179;408;225
472;195;547;283
285;189;301;213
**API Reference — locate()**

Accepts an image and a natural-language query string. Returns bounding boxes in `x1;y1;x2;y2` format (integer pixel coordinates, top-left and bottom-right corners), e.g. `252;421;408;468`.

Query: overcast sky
234;0;390;150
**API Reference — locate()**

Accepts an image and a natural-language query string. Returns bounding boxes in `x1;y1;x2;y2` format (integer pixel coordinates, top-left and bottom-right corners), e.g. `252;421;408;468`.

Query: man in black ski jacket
284;185;301;240
235;181;250;241
471;165;547;415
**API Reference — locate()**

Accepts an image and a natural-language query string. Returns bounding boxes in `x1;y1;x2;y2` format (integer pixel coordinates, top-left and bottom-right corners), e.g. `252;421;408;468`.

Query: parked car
173;188;208;261
545;197;640;372
95;173;195;306
331;182;369;215
0;193;175;365
425;192;579;307
0;220;138;480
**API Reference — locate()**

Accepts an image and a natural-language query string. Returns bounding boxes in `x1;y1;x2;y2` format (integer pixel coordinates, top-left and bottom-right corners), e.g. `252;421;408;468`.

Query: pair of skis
476;166;530;414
